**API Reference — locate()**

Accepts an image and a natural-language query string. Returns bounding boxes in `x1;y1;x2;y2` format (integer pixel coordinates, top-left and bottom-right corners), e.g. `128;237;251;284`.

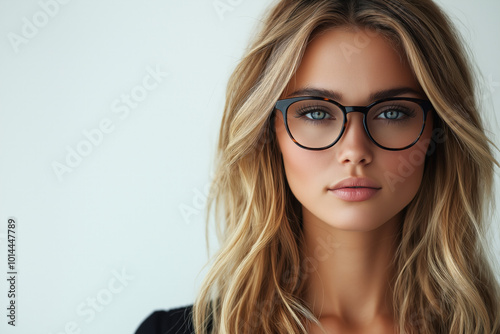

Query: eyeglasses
274;96;432;151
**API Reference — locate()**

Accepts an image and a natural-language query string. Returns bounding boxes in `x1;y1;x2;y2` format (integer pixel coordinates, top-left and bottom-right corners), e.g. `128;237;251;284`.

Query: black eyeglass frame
274;96;433;151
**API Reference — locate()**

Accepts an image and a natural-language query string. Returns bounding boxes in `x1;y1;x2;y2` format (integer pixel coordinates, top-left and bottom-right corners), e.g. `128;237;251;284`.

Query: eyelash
295;106;334;122
372;106;416;122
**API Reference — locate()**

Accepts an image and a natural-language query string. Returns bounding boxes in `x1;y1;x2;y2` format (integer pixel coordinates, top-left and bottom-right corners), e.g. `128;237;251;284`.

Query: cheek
381;134;432;196
276;117;308;181
383;110;434;190
275;114;327;193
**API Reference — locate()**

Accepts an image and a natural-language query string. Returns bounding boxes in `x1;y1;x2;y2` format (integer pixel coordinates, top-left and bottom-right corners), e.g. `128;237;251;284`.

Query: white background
0;1;499;333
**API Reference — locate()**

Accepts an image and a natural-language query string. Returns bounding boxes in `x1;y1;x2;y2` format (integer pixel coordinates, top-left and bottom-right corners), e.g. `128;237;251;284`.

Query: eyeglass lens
285;99;424;149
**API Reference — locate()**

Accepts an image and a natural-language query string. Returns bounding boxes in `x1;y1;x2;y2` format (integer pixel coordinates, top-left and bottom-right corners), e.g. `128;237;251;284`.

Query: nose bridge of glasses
344;106;369;115
341;106;374;149
343;106;369;134
343;106;368;130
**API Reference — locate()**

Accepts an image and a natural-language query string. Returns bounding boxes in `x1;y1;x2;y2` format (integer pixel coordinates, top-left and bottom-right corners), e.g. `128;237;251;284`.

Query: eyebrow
286;86;423;103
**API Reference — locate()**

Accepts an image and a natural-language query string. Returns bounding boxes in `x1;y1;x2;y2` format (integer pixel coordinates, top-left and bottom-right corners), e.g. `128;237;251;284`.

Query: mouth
328;187;380;201
338;186;378;189
327;178;382;201
332;186;382;191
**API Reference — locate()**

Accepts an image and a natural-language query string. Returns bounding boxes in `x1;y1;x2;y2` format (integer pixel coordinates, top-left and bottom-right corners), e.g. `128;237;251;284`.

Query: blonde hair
193;0;500;333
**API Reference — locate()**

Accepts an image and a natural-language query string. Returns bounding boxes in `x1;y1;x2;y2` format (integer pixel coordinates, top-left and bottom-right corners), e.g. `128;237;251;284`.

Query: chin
318;209;402;232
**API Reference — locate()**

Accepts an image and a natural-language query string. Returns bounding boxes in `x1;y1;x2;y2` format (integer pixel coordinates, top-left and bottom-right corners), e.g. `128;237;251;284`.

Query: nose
335;112;373;165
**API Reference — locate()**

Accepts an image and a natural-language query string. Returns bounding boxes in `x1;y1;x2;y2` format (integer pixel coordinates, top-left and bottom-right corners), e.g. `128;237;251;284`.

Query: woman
136;0;500;333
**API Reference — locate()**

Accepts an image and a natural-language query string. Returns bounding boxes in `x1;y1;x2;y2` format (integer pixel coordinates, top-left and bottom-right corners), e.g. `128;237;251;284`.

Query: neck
302;210;401;325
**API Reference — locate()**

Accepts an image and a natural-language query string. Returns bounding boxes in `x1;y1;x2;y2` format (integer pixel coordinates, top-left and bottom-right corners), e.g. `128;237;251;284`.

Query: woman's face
275;27;433;231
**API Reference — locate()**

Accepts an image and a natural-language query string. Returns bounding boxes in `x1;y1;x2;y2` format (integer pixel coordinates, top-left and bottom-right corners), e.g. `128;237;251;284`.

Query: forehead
284;27;422;105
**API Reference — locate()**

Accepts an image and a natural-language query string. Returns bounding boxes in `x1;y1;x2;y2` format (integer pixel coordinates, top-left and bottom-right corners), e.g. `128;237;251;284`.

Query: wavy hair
193;0;500;333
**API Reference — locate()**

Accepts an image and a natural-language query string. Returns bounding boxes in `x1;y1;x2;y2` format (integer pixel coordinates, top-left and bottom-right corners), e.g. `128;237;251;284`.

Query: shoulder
135;305;194;334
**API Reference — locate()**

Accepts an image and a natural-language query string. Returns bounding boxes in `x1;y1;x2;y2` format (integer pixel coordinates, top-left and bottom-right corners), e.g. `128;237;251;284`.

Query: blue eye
306;110;330;120
374;106;416;122
378;110;403;120
295;106;334;121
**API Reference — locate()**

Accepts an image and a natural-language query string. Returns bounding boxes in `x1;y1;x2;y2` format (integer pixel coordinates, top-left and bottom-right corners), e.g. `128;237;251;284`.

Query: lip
327;177;381;202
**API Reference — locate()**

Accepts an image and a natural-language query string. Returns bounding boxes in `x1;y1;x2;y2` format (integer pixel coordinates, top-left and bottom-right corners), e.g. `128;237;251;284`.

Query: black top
135;306;195;334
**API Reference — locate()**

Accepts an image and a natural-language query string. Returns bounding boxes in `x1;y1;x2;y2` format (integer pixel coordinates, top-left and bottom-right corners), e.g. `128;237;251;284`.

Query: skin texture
275;27;433;333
